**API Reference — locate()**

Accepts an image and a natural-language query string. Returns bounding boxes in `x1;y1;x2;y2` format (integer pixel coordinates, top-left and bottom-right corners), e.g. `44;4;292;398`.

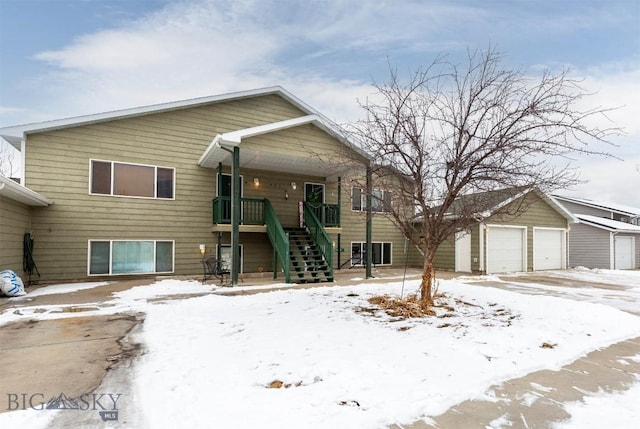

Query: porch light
254;177;260;187
291;182;297;190
199;244;206;256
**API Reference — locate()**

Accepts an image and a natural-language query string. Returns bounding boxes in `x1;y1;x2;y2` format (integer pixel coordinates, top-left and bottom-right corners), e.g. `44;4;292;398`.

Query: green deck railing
303;201;334;275
212;197;265;225
264;199;291;283
306;202;340;228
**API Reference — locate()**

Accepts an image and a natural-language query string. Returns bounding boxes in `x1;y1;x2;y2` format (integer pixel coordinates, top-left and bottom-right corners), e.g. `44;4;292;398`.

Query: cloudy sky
1;0;639;205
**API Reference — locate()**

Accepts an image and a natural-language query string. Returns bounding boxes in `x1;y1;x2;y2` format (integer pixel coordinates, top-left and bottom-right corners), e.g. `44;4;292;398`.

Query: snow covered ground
1;269;639;428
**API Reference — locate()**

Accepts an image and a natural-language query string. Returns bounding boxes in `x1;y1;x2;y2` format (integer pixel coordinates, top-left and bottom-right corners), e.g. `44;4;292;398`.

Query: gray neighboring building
554;195;640;270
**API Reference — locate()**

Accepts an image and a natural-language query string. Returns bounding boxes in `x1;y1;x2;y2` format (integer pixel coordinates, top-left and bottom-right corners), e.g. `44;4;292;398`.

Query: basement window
88;240;174;275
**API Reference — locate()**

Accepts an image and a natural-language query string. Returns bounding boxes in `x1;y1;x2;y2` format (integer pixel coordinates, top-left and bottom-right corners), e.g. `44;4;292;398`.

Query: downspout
365;165;373;279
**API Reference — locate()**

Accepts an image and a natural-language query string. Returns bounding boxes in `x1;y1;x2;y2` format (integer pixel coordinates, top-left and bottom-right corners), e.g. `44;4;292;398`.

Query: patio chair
202;257;230;286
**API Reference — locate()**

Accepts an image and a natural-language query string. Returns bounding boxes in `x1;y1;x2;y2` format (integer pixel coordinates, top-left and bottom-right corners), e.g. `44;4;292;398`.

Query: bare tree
0;140;17;178
350;48;619;310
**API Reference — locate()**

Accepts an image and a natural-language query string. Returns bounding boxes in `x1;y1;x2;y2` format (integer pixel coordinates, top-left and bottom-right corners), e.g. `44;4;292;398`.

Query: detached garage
433;188;574;274
568;215;640;270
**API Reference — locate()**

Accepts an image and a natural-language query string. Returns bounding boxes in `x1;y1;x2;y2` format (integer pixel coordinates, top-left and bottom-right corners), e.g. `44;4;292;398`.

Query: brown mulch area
367;294;437;318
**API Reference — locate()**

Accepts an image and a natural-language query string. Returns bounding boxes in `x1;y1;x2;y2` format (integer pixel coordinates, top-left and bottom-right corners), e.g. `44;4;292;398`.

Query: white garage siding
486;225;526;274
533;228;566;271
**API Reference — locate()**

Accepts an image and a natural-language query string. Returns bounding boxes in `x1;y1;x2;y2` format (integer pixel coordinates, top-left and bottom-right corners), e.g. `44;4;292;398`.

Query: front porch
210;192;341;284
196;114;371;286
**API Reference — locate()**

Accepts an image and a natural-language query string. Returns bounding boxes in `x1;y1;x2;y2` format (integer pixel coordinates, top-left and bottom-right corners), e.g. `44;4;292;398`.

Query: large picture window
350;242;392;266
90;160;174;199
88;240;174;275
351;187;391;212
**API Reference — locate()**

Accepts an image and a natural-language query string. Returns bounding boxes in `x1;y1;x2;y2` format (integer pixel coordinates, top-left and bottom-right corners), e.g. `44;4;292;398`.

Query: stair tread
283;226;333;284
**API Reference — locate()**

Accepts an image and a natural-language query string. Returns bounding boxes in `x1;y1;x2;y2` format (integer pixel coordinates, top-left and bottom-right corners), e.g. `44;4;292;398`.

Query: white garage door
487;226;525;274
534;228;565;271
614;236;635;270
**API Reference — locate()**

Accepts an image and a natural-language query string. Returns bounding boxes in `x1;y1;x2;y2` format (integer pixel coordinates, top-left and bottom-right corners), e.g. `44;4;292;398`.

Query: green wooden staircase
285;227;333;283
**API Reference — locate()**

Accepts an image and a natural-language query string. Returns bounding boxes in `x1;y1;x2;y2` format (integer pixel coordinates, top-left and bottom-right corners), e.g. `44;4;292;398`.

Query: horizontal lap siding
568;224;611;269
559;200;633;222
338;210;407;269
338;174;410;270
207;233;273;275
216;164;329;227
0;196;32;274
24;95;306;280
433;237;455;270
243;124;346;158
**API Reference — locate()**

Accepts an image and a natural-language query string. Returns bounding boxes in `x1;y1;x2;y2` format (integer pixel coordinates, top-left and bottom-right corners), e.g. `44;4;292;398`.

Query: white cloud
562;155;640;207
3;0;638;208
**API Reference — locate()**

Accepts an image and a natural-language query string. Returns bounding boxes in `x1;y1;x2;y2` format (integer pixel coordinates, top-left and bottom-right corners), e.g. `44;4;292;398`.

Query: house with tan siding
0;175;52;282
553;195;640;270
429;189;575;274
0;87;409;284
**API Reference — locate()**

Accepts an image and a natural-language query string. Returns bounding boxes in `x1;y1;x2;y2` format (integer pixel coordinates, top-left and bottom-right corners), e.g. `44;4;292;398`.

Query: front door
219;174;243;221
305;183;325;204
305;182;325;222
218;244;243;273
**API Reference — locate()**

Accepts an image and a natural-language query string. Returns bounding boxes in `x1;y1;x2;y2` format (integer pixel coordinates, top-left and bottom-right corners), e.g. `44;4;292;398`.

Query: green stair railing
303;201;334;276
306;202;340;227
264;198;291;283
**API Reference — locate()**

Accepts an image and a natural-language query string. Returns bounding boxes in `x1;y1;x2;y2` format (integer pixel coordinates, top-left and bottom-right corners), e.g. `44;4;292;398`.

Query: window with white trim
88;240;174;275
350;242;392;266
351;187;391;212
90;160;175;199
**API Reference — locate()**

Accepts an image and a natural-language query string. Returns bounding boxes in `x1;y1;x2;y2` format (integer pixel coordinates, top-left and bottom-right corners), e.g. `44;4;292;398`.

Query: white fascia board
553;194;640;217
198;135;230;168
0;86;295;140
540;192;578;223
576;214;640;233
222;115;319;142
0;176;52;206
198;115;326;168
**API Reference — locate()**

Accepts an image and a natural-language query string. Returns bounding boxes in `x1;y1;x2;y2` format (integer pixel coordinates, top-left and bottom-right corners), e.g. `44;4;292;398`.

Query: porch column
337;176;342;226
217;162;223;259
231;146;240;286
366;165;373;279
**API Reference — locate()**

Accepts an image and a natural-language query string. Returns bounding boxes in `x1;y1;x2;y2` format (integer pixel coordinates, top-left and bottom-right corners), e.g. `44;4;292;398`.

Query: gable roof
553;195;640;218
576;214;640;233
0;86;358;153
0;175;52;206
444;187;575;222
197;113;368;173
416;187;576;223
